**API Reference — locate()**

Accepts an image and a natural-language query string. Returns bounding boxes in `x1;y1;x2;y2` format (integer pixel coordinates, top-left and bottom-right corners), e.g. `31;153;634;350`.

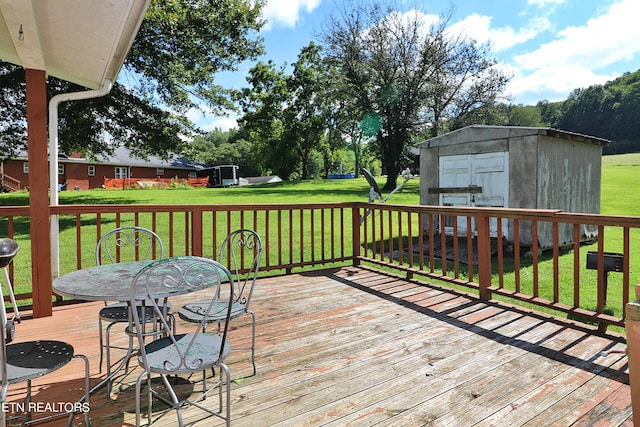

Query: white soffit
0;0;150;89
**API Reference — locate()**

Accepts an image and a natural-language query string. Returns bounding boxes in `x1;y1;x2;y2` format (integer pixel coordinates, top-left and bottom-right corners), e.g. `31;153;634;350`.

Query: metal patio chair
95;226;171;384
129;256;233;426
0;238;20;342
178;229;262;376
0;279;90;427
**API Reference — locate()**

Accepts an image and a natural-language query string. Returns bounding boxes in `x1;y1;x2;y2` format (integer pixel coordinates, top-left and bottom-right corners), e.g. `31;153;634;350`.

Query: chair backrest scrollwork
129;256;234;373
96;226;164;265
219;229;262;309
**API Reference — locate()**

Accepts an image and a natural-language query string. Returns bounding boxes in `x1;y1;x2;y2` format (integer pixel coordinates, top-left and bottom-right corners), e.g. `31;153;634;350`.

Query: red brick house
1;146;204;191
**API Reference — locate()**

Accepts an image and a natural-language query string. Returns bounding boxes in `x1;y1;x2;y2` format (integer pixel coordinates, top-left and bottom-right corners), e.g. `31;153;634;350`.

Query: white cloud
449;13;551;52
505;0;640;102
527;0;566;6
201;117;239;133
515;0;640;71
262;0;321;30
184;106;238;132
185;107;206;125
507;64;618;103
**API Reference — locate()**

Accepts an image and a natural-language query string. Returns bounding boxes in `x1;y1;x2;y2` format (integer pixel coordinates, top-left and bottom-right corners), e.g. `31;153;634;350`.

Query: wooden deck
5;266;633;426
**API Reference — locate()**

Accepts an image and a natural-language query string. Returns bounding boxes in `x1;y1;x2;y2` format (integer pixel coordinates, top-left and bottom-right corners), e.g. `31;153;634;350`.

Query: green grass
0;176;421;206
601;156;640;216
2;154;639;327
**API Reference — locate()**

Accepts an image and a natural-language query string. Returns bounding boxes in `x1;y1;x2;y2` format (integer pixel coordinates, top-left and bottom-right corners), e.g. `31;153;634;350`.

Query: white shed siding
418;126;608;248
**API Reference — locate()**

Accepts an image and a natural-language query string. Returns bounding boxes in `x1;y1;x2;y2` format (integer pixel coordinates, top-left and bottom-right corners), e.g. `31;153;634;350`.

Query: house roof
91;146;204;170
0;0;150;90
14;146;205;171
417;125;610;148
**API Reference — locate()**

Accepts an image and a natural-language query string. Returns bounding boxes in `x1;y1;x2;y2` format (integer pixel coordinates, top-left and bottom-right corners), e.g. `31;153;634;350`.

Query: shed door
473;152;508;209
439;152;509;237
439;155;471;235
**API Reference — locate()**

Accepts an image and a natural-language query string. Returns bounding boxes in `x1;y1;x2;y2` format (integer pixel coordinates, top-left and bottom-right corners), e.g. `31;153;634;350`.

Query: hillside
601;152;640;166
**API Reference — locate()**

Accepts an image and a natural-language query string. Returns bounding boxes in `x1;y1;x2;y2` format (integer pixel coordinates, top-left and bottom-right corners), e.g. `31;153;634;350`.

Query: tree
555;72;640;154
467;103;544;127
237;61;299;179
238;43;333;180
128;0;265;114
188;127;260;177
285;43;329;179
0;0;266;160
318;55;362;178
0;63;189;161
536;100;563;127
321;2;510;190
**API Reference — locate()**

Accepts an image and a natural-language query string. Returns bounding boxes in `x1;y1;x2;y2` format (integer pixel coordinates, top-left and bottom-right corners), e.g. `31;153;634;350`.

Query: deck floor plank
2;266;631;426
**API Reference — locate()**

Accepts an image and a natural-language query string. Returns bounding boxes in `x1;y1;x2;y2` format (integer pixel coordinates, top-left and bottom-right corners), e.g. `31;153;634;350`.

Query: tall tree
0;0;266;160
237;61;299;179
321;2;509;190
536;100;563;127
238;43;333;180
285;43;329;179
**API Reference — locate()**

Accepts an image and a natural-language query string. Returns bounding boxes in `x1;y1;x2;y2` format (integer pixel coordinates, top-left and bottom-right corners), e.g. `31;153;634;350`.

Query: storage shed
418;125;609;248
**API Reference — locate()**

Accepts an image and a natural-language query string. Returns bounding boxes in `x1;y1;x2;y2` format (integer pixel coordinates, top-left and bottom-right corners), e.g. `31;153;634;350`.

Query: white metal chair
95;226;169;383
0;279;90;427
129;256;233;426
178;229;262;376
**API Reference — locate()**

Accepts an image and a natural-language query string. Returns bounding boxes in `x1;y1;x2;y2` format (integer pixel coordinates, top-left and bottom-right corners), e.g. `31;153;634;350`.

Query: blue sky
189;0;640;131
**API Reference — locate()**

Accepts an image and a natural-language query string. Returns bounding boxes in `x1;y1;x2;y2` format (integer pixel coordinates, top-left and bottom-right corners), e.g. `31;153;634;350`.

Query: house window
156;168;164;176
58;164;65;174
115;167;128;179
23;163;28;174
188;172;197;178
88;165;95;176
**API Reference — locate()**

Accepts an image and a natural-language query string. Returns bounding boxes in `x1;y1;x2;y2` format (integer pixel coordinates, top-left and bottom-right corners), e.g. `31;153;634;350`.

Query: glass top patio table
52;257;228;397
52;258;222;301
53;260;157;301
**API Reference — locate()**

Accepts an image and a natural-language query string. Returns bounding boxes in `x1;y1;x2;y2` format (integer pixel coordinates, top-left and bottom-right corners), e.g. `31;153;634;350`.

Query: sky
189;0;640;132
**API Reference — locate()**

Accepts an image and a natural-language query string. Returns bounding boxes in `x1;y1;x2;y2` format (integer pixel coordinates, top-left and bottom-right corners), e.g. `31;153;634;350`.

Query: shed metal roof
417;125;610;148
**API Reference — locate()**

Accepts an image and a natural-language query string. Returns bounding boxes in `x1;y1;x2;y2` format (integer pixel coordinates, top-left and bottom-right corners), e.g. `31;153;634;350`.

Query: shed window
88;165;95;176
156;168;165;176
188;172;197;178
58;164;65;174
23;163;28;174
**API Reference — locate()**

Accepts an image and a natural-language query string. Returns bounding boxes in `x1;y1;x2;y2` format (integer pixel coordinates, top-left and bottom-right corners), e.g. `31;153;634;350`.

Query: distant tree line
469;70;640;155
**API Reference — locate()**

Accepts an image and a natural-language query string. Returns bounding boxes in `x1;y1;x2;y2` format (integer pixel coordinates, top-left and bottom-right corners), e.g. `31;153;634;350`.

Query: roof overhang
0;0;150;89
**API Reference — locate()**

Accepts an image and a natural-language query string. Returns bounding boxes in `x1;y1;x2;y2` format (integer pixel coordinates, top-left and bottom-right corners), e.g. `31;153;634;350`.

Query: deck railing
0;202;638;332
357;203;640;331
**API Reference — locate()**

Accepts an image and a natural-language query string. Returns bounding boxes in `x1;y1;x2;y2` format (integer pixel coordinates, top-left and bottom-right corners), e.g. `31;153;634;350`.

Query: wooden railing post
26;68;52;317
476;213;492;301
191;207;203;257
626;285;640;425
352;205;361;266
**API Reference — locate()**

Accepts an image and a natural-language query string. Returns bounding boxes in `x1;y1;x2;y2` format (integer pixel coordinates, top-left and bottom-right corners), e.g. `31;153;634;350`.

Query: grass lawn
1;154;639;326
0;176;420;207
601;153;640;216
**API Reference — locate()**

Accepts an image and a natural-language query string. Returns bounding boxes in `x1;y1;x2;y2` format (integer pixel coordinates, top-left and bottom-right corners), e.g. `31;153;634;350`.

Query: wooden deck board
3;266;631;426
